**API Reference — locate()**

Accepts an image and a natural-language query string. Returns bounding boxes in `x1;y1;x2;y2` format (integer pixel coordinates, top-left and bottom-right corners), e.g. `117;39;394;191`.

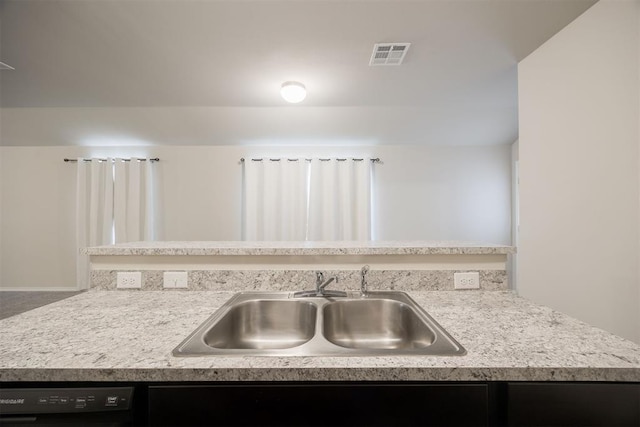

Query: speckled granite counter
86;241;515;290
0;290;637;382
84;240;515;256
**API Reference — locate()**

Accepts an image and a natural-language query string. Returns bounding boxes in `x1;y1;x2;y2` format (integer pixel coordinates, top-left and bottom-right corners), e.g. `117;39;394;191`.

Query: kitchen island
0;290;637;381
2;240;638;426
1;290;638;426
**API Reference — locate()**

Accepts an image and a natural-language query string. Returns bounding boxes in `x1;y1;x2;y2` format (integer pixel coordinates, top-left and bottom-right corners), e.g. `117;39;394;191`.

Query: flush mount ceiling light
280;81;306;103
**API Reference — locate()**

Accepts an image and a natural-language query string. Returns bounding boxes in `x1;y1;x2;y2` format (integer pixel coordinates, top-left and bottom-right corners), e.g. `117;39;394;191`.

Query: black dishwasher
0;386;135;426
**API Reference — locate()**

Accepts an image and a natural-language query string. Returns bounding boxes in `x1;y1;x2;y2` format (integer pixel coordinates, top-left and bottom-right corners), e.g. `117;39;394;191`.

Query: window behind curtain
242;158;372;241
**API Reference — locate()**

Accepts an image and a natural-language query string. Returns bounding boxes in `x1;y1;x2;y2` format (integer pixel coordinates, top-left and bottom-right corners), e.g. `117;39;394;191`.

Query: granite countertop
84;240;516;256
0;290;637;383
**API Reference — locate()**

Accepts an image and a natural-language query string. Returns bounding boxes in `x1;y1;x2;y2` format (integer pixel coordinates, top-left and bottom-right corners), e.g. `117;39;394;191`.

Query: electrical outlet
454;272;480;290
163;271;188;289
117;272;142;289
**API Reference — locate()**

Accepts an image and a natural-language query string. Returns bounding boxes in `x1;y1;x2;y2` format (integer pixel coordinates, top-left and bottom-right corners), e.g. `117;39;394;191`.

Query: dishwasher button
75;397;87;409
105;396;119;407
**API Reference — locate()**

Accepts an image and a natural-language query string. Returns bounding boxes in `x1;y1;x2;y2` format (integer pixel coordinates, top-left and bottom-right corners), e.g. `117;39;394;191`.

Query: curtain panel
243;158;372;241
307;159;371;241
243;159;309;241
75;158;156;289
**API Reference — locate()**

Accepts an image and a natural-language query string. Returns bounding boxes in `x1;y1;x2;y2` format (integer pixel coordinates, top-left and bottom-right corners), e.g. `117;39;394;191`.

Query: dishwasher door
0;387;134;426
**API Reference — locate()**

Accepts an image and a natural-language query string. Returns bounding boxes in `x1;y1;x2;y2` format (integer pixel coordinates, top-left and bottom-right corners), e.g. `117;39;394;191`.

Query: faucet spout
293;271;346;298
317;273;338;296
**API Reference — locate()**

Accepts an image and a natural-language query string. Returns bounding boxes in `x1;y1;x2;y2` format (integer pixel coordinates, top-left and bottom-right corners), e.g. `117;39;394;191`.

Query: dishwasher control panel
0;387;133;414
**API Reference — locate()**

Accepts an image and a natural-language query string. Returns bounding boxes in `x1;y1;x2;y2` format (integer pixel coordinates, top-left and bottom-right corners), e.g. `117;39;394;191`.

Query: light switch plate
164;271;188;289
117;272;142;289
454;272;480;290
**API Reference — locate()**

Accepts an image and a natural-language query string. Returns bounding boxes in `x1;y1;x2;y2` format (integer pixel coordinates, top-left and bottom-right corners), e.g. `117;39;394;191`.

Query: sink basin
323;299;435;350
203;300;316;349
173;291;465;357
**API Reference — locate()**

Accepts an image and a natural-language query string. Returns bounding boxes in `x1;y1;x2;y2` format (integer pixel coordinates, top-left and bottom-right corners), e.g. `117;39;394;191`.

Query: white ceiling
0;0;597;146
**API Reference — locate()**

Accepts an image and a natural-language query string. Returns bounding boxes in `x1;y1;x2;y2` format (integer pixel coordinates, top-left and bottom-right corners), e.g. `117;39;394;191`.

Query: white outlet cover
117;272;142;289
454;272;480;290
164;271;188;289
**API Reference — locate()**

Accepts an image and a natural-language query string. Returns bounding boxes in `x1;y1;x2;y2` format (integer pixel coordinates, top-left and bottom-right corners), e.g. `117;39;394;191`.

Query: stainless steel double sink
173;291;466;356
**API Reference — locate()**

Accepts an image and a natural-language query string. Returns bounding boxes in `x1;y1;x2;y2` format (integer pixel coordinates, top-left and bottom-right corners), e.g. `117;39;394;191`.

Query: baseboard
0;286;81;292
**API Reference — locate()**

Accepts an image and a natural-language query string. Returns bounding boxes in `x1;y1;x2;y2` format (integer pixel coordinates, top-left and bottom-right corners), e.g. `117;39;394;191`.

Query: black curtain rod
64;158;159;162
240;157;380;163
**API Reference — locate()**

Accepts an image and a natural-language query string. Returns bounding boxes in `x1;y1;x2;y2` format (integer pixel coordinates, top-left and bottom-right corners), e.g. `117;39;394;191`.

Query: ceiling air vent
369;43;411;66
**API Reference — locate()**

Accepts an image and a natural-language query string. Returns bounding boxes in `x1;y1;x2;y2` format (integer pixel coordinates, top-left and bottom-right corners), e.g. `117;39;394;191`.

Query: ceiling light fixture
280;81;306;103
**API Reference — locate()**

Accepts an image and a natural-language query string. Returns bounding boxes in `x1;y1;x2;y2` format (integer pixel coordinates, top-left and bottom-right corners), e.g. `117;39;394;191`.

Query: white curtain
307;159;371;241
114;158;155;243
76;158;156;289
243;158;372;241
244;159;309;241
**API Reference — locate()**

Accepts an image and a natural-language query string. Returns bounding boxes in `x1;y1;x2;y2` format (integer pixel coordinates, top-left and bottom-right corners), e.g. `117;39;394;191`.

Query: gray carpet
0;291;84;320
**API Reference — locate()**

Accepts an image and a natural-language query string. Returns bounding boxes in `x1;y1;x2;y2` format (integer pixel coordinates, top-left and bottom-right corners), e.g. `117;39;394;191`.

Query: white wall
373;145;511;242
0;142;3;285
0;144;511;289
518;0;640;342
510;140;519;291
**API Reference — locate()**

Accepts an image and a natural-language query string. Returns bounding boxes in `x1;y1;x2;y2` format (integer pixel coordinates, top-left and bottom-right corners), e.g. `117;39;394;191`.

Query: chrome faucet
315;272;339;296
293;271;346;298
360;265;370;297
